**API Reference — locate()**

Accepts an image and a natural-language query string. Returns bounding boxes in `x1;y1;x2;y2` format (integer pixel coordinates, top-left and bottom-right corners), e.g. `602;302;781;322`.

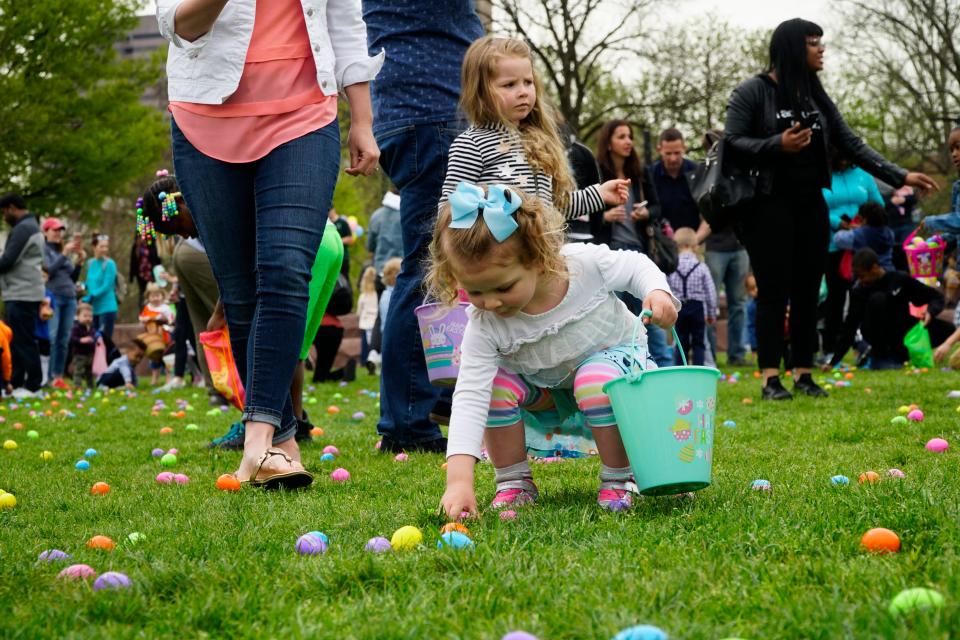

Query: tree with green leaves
0;0;168;216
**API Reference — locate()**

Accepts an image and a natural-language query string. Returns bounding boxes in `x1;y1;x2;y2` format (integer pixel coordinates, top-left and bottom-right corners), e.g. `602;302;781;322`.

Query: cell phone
799;110;820;129
635;200;648;209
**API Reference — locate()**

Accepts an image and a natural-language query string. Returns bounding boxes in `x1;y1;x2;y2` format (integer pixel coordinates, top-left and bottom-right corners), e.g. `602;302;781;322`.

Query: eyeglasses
96;234;110;242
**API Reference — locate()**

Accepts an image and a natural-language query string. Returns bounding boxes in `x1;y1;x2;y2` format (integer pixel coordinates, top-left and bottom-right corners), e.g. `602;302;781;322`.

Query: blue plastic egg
75;460;90;471
831;475;849;486
84;448;97;457
437;531;474;550
612;625;669;640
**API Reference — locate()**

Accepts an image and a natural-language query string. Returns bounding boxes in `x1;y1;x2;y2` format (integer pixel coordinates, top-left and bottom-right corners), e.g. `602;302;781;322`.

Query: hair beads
135;197;156;243
158;191;181;222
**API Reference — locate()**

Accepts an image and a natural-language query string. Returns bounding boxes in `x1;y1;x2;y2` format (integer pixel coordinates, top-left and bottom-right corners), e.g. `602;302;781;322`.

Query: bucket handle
627;310;686;381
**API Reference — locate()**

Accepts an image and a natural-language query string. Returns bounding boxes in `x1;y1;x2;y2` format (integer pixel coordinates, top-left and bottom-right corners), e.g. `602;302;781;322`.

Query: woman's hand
599;179;630;206
442;455;477;520
631;205;650;221
642;289;678;328
780;123;812;153
905;172;939;195
603;206;627;224
207;300;226;332
346;125;380;176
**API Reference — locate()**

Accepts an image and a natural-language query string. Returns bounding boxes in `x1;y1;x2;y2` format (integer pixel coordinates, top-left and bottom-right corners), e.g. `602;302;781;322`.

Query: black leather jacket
724;74;907;195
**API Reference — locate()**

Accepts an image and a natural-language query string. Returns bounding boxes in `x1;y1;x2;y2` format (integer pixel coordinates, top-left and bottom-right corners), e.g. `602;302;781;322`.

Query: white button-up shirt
156;0;384;104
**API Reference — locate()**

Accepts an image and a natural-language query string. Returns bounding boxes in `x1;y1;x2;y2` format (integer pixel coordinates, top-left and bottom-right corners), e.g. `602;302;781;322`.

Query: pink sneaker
597;479;639;511
490;478;538;509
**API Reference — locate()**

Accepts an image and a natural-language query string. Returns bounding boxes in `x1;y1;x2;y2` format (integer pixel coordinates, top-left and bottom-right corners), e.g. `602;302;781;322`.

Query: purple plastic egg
173;473;190;485
502;633;539;640
351;411;365;420
330;467;350;482
887;468;906;478
926;437;949;452
151;448;164;457
93;571;132;591
295;534;327;555
38;549;71;562
155;472;175;484
364;536;392;553
58;564;96;580
323;445;340;456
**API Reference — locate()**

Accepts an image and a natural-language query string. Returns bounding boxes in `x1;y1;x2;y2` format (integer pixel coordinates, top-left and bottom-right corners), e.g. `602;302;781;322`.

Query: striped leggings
488;345;646;429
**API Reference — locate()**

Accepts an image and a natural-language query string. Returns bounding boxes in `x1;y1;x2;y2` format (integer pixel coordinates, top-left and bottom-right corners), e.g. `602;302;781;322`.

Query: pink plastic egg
330;467;350;482
322;445;340;456
173;473;190;485
155;472;174;484
907;409;924;422
58;564;97;580
926;438;949;453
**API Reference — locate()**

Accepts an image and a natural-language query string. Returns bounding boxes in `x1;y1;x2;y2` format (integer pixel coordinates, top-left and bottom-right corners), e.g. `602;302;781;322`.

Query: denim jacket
156;0;384;104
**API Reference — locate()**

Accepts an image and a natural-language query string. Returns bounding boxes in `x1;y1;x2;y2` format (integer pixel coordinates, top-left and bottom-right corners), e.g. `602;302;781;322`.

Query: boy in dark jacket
69;303;97;387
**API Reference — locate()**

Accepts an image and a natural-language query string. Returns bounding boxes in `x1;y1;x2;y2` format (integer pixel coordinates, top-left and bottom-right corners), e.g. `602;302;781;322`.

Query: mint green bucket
602;311;720;496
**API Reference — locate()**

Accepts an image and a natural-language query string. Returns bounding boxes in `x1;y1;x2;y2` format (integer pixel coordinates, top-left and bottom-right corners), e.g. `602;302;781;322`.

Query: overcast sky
664;0;837;30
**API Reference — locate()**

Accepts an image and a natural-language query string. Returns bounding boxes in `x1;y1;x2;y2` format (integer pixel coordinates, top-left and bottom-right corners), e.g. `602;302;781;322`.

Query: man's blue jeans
922;212;960;247
376;122;461;445
48;293;77;378
705;249;749;362
171;118;340;444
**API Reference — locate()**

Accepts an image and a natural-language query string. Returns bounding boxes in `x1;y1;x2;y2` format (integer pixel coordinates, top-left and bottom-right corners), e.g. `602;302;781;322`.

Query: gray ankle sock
599;464;633;483
494;460;532;483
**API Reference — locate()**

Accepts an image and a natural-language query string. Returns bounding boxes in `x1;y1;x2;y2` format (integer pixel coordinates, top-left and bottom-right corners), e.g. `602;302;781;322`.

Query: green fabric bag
903;321;934;368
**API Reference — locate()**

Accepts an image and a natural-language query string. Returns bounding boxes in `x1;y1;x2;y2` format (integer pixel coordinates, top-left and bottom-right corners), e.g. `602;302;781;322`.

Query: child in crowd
97;339;146;390
667;228;717;366
139;282;175;385
439;36;628;218
430;182;678;518
70;303;97;388
833;202;896;270
356;266;378;370
379;257;402;329
919;123;960;247
36;268;55;385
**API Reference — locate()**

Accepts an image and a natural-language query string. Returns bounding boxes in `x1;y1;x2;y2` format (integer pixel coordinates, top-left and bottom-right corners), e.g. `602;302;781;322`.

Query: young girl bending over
431;182;678;518
440;36;628;218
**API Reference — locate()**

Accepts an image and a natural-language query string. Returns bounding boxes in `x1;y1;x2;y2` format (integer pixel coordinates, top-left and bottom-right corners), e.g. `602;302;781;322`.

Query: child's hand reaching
642;289;678;328
441;455;478;520
599;179;630;206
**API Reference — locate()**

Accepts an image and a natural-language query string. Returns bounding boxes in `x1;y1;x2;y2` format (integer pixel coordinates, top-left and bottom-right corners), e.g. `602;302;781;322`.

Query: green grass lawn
1;368;958;639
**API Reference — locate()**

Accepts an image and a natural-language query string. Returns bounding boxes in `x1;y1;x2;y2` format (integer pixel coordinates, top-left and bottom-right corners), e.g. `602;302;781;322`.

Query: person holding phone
724;18;937;401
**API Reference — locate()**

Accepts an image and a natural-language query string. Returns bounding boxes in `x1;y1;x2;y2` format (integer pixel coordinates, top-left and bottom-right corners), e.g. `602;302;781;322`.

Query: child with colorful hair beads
440;36;629;218
430;182;678;518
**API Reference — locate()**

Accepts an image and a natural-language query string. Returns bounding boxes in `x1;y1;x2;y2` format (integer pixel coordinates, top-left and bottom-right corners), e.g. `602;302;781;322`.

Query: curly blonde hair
459;36;575;211
426;185;568;307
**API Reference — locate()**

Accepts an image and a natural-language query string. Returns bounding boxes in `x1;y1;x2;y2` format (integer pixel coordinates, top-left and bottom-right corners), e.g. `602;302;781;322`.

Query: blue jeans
705;249;750;361
922;212;960;246
608;241;674;367
375;122;461;445
93;312;116;344
48;293;77;377
171;118;340;443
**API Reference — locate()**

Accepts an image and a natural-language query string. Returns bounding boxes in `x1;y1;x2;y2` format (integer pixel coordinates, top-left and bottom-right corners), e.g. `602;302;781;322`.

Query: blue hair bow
448;182;521;242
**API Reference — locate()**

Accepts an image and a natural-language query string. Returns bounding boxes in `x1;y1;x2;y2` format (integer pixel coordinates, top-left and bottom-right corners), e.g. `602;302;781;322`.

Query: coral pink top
170;0;337;163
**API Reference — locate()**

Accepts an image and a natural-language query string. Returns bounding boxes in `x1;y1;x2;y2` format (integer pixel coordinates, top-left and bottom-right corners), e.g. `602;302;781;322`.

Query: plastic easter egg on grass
352;411;365;421
925;438;949;453
90;482;110;495
40;450;53;461
830;475;849;486
168;448;179;456
295;534;327;555
75;460;90;471
94;571;132;591
897;405;910;414
38;549;71;562
861;527;900;553
26;430;39;439
327;405;340;415
502;632;539;640
365;537;392;553
320;453;335;462
185;423;199;432
12;422;22;429
890;415;908;425
156;472;174;484
151;448;164;457
84;448;97;457
307;531;329;544
887;468;906;478
888;587;945;617
216;474;241;491
500;509;518;521
612;624;669;640
310;427;324;437
87;535;116;551
907;409;924;422
390;526;423;551
3;439;17;451
437;531;474;550
0;492;16;509
160;453;177;467
751;479;771;491
322;445;339;456
173;473;190;485
394;453;408;462
858;471;880;484
330;468;350;482
441;522;470;536
58;564;96;580
127;532;146;545
722;420;736;428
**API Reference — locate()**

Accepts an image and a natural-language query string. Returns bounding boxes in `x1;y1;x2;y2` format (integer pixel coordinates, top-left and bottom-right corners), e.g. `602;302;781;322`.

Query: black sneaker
207;421;245;449
429;398;452;426
794;373;829;398
295;410;313;443
761;376;793;401
342;359;357;383
379;436;448;454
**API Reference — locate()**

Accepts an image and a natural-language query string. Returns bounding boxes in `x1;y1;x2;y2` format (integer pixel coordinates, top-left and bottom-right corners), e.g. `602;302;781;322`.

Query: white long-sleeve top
447;243;680;460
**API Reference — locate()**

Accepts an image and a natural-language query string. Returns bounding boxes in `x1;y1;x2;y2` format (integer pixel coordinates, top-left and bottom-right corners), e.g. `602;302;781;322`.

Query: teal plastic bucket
602;312;720;496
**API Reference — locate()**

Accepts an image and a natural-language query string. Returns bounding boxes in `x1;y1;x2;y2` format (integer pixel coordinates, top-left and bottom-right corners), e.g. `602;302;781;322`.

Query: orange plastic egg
51;401;60;408
858;471;880;484
327;405;341;414
310;427;324;437
90;482;110;495
741;398;753;405
12;422;23;430
87;535;116;551
860;527;900;553
216;474;241;491
160;427;173;434
844;372;854;380
440;522;470;536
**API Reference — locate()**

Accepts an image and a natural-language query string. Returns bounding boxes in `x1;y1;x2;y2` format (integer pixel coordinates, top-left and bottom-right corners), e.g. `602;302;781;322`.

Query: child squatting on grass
430;182;679;519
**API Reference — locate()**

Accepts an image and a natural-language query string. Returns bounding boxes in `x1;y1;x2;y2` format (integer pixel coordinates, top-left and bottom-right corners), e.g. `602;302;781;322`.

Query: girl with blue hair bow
428;182;679;518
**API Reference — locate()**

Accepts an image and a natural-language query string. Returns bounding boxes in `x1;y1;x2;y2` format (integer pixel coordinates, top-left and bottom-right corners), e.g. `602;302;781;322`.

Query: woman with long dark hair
591;119;673;366
725;18;937;400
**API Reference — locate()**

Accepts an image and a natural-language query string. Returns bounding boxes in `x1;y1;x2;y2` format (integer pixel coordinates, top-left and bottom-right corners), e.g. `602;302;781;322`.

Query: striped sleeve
439;131;485;210
564;185;605;219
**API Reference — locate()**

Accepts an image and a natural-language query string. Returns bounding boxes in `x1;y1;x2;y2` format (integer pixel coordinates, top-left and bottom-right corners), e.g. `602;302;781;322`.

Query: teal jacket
84;257;118;315
822;167;884;251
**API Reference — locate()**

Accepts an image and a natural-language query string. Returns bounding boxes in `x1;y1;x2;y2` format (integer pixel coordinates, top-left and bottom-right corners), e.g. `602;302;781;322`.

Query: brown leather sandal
244;448;313;490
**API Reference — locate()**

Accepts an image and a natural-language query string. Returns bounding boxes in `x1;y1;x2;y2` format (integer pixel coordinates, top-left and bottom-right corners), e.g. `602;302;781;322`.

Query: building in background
115;14;167;111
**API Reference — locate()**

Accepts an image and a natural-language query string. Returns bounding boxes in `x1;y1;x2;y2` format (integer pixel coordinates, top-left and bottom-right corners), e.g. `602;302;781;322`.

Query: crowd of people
2;3;958;517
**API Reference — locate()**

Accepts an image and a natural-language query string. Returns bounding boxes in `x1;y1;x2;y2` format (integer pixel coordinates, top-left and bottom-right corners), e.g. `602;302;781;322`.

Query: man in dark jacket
0;193;45;395
830;249;953;369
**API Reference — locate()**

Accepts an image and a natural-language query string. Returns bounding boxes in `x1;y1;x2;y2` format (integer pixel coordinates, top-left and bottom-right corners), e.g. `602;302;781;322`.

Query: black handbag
686;138;756;228
326;273;354;316
645;219;679;274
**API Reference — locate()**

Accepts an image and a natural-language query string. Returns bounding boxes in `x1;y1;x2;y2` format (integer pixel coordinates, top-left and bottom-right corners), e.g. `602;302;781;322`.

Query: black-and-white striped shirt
440;124;605;219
